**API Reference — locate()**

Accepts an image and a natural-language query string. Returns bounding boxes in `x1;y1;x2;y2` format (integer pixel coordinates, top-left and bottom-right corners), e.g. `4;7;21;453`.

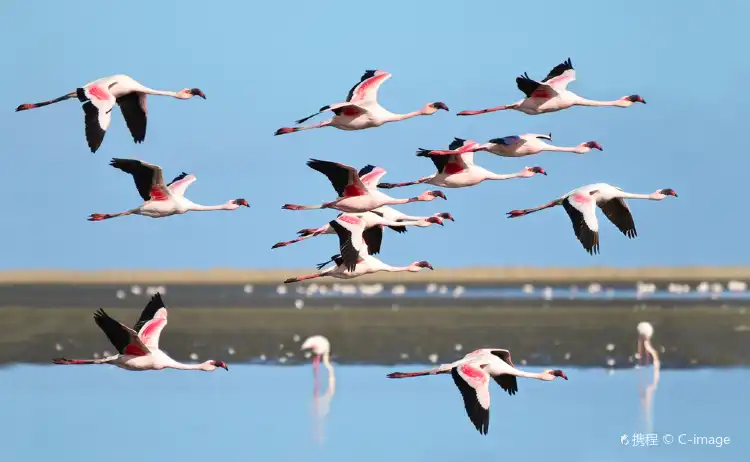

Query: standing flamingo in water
301;335;336;444
281;160;446;214
377;138;546;189
506;183;677;255
87;158;249;221
637;321;660;368
301;335;335;398
418;135;603;158
275;70;448;136
52;293;228;372
386;348;567;435
457;58;645;116
15;74;205;153
636;322;660;434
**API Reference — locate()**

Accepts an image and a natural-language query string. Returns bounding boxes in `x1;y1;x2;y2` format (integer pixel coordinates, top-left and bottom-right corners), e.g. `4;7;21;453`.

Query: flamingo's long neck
168;361;211;371
139;88;182;98
574;97;630;108
511;369;553;381
188;203;234;211
385;110;425;123
484;171;525;181
544;145;580;153
617;192;659;201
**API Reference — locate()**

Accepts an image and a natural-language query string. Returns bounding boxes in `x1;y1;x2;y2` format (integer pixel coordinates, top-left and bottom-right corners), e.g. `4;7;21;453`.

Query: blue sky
1;0;748;270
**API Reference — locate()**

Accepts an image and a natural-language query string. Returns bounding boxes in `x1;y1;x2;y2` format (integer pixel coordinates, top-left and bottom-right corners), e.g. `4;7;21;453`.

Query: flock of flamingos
16;58;668;435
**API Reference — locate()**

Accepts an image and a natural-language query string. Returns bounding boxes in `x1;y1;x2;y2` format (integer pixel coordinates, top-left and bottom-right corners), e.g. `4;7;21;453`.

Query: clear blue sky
2;0;748;270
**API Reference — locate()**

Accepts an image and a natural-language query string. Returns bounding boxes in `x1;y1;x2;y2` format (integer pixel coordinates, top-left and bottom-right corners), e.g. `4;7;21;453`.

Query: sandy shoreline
1;266;750;284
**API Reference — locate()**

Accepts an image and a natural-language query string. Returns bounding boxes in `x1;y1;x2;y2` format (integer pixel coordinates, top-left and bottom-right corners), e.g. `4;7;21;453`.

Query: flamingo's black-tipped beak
431;102;449;111
190;88;206;99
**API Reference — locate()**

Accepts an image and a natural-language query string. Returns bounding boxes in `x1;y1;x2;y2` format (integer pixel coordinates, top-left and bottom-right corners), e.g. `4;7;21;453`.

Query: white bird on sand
506;183;678;255
274;70;448;135
386;348;567;435
637;322;660;367
420;135;603;158
283;215;434;283
15;74;205;153
281;160;446;214
87;158;249;221
271;209;450;251
52;293;228;372
377;138;546;189
457;58;645;116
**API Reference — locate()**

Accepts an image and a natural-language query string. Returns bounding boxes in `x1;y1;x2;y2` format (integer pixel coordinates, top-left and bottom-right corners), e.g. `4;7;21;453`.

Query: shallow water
3;365;745;461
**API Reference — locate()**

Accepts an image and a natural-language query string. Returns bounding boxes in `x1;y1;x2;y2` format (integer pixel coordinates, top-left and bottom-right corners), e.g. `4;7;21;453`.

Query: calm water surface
3;365;745;462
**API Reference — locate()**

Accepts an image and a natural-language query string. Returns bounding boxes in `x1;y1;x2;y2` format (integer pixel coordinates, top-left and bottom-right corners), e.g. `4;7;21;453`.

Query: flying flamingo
52;293;228;372
377;138;546;189
281;160;446;214
419;135;603;158
272;209;447;251
457;58;645;116
506;184;678;255
283;216;434;283
637;321;660;368
87;158;249;221
274;70;448;136
15;74;206;153
387;349;567;435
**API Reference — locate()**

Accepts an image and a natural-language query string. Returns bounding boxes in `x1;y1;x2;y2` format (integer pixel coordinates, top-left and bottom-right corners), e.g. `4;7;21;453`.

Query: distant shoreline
1;266;749;284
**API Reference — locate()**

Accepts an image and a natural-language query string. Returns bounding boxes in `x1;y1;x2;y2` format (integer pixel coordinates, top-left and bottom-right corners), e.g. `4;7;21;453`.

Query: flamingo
281;160;446;214
301;335;336;444
274;70;448;136
15;75;205;153
419;135;603;158
386;349;567;435
283;216;434;283
272;209;448;251
506;184;677;255
301;335;335;398
52;293;228;372
87;158;249;221
456;58;645;116
377;138;546;189
637;321;660;368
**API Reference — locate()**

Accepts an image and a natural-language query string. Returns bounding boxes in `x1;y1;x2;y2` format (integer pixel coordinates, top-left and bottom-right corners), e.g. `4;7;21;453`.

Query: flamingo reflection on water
301;335;336;443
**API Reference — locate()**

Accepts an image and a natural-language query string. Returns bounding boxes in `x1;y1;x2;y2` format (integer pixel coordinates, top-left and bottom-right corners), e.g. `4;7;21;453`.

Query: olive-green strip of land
1;266;750;284
3;305;749;367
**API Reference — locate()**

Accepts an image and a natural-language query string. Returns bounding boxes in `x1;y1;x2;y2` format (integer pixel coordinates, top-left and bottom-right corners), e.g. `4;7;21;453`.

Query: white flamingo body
15;74;205;153
87;159;249;222
283;214;434;284
282;159;446;214
52;293;228;372
386;348;567;435
378;139;546;191
507;183;678;255
274;70;448;135
428;134;603;157
272;208;449;250
456;58;645;117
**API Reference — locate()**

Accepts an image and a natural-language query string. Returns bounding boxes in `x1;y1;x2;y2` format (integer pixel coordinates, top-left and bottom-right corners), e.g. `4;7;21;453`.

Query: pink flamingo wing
138;309;168;348
350;71;391;103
